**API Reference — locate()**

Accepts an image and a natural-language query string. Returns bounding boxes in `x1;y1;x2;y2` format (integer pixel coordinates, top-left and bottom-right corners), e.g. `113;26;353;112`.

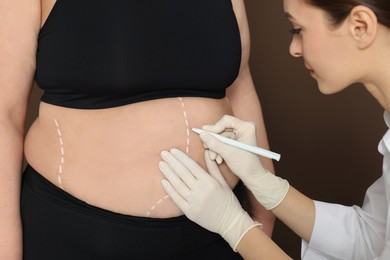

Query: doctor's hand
200;115;290;210
159;149;262;251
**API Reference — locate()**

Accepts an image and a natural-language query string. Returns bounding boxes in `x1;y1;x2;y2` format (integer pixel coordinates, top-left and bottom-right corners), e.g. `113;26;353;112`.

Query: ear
348;5;378;49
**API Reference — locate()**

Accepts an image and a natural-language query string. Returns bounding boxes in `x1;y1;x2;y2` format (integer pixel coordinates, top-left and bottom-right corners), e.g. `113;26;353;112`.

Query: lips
304;63;315;75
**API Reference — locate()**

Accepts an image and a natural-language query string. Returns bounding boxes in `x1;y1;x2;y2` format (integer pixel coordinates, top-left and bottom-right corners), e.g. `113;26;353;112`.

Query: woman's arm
0;0;40;258
229;0;276;236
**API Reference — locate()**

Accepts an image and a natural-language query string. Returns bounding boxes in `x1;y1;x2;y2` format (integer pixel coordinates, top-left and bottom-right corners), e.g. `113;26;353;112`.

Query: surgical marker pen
191;128;281;161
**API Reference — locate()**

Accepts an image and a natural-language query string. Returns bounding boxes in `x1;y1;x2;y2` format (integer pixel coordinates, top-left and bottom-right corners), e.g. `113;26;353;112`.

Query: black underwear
21;165;244;259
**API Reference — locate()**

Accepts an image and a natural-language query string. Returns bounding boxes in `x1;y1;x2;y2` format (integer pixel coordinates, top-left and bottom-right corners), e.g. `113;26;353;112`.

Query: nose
289;37;302;57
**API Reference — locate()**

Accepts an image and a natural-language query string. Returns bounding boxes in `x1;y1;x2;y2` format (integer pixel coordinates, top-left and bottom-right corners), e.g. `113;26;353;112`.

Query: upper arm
227;0;255;108
227;1;269;148
230;0;251;76
0;0;41;129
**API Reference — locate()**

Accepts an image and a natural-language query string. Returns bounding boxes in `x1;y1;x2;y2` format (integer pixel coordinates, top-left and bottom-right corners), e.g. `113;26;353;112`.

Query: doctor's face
283;0;359;94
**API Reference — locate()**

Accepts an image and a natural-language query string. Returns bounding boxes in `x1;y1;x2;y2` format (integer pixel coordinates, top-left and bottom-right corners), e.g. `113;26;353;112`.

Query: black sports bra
35;0;242;109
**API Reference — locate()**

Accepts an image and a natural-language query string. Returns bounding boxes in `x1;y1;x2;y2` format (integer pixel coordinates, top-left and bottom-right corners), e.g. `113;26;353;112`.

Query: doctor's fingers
199;133;237;160
207;150;223;165
204;151;229;188
160;150;197;186
169;149;210;180
203;115;254;135
159;161;192;198
161;179;190;213
205;116;257;145
202;115;239;133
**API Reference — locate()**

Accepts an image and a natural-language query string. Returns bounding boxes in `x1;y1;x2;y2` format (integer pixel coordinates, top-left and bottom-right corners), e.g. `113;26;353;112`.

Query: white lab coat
301;112;390;260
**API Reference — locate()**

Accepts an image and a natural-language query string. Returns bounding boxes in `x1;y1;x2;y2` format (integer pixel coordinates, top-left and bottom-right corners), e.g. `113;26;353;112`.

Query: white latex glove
200;115;289;210
159;148;262;251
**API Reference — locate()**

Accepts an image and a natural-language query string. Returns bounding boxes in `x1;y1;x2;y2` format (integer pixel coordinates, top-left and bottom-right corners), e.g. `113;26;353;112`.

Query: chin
317;82;344;95
318;88;336;95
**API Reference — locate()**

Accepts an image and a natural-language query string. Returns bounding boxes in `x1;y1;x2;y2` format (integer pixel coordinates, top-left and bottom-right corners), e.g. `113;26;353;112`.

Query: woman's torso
25;98;238;218
25;0;242;218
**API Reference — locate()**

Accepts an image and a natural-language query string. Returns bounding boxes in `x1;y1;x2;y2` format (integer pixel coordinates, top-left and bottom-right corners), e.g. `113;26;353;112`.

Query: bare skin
25;98;238;217
0;0;275;258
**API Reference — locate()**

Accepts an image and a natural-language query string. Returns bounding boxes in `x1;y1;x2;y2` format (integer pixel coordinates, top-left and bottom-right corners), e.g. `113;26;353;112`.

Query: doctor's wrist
246;171;290;211
221;210;263;252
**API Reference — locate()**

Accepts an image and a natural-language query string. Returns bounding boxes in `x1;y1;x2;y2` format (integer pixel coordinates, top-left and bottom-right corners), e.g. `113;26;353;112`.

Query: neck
360;27;390;112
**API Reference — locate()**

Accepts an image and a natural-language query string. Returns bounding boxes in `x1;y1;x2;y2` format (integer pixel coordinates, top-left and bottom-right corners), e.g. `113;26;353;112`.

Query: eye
289;28;302;35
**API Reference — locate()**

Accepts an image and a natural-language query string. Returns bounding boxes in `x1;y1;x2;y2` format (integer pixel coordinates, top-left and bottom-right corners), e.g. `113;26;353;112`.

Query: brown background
25;1;386;259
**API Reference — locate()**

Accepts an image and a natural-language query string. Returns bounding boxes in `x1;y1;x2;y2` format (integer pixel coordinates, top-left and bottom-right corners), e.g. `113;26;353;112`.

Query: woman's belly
24;97;239;218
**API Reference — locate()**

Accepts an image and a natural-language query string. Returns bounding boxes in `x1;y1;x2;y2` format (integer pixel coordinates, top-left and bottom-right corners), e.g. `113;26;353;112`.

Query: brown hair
305;0;390;27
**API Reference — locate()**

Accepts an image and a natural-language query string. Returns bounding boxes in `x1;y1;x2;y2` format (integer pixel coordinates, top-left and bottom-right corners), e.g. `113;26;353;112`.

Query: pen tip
191;128;203;134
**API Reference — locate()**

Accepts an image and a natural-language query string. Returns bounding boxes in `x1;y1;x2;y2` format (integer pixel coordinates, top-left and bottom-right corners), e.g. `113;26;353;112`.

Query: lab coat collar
378;111;390;155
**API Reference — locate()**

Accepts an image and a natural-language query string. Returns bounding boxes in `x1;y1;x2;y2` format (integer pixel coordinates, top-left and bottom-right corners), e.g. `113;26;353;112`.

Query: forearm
0;122;25;259
271;186;315;242
227;67;276;235
236;226;292;260
0;215;22;260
